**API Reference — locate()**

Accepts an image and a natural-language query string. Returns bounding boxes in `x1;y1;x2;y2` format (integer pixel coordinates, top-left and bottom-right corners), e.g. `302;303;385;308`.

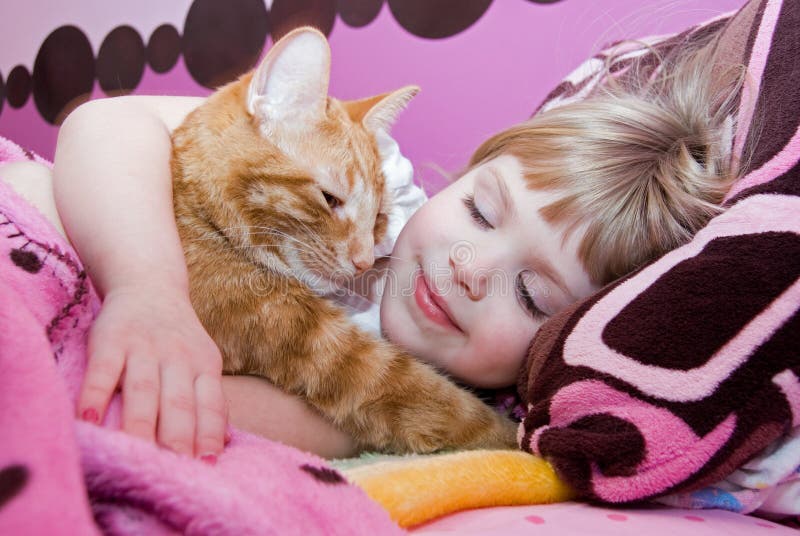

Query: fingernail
200;453;217;465
81;408;99;423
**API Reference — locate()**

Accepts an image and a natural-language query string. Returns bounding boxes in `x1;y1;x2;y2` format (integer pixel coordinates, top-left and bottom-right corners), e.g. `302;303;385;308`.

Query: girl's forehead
474;154;561;213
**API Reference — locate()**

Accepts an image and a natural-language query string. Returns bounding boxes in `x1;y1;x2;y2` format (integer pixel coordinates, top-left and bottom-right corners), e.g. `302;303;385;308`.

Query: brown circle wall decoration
32;25;95;125
270;0;337;42
6;66;32;109
337;0;384;28
1;0;571;124
182;0;270;89
387;0;493;39
97;25;146;95
147;24;182;74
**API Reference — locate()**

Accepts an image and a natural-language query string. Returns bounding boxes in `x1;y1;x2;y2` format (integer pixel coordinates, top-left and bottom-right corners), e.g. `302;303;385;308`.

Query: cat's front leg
241;290;517;454
184;246;517;453
330;335;520;454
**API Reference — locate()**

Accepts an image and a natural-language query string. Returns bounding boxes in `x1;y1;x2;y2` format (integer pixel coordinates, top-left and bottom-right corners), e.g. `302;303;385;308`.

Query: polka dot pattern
338;0;384;28
147;24;181;74
32;25;95;125
270;0;337;41
416;503;798;535
0;465;29;510
6;66;32;109
182;0;270;89
10;248;43;274
2;0;572;123
299;463;346;484
387;0;493;39
525;514;545;524
96;25;146;95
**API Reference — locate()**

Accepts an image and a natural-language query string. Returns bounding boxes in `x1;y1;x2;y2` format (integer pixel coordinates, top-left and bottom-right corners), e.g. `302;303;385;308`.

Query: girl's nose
449;242;489;300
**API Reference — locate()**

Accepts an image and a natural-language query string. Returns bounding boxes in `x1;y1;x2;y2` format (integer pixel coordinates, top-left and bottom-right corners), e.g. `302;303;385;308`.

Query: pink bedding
412;502;796;535
0;136;400;535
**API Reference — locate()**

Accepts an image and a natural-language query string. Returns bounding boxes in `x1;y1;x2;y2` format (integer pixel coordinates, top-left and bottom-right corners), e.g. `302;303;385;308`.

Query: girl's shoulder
68;95;206;133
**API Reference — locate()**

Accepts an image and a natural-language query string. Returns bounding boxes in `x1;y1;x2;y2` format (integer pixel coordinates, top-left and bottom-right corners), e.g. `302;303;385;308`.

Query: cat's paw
466;414;519;450
381;409;518;454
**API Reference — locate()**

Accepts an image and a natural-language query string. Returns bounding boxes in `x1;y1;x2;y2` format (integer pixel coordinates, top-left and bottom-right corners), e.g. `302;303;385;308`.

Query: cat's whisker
374;254;416;265
201;238;342;274
256;226;344;268
247;226;323;252
192;227;418;271
208;225;331;260
193;224;421;278
277;216;328;247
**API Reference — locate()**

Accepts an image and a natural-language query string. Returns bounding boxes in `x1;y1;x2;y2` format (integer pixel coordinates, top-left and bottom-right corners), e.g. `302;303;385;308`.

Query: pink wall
0;0;745;193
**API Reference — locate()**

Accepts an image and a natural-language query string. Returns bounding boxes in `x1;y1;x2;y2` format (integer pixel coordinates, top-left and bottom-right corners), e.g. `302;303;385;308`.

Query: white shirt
328;133;427;336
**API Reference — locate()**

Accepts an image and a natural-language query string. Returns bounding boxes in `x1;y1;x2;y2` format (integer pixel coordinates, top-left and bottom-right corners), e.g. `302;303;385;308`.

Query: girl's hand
77;285;227;460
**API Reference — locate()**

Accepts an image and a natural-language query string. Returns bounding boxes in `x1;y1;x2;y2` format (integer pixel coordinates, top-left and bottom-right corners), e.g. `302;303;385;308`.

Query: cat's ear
247;27;330;129
347;86;420;135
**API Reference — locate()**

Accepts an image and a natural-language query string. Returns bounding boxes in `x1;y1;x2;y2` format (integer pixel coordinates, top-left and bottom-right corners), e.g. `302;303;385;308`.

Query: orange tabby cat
171;28;516;453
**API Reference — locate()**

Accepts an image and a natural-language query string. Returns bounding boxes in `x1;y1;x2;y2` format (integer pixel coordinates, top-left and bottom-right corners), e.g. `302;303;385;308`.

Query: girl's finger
121;354;160;443
157;360;196;456
194;373;227;461
77;338;125;424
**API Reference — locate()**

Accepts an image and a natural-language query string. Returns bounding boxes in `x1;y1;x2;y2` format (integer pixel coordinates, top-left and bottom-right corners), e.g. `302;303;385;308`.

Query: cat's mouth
279;251;357;294
295;267;355;297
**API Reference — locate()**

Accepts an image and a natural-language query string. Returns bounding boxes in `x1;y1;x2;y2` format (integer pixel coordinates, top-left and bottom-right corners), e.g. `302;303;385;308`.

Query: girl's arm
55;96;201;296
222;375;359;459
54;96;360;460
54;96;226;458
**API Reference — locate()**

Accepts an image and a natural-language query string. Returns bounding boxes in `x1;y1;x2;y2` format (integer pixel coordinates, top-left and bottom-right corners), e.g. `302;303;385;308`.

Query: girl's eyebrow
531;258;575;303
487;166;516;219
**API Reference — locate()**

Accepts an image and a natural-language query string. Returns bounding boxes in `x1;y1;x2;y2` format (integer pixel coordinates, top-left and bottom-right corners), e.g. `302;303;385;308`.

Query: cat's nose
352;252;374;273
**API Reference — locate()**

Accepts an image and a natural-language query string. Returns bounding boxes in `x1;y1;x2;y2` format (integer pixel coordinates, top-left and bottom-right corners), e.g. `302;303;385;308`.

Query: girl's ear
354;86;420;136
247;27;331;132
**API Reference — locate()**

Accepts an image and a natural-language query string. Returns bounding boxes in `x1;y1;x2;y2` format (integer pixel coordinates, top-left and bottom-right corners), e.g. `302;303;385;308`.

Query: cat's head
180;27;418;293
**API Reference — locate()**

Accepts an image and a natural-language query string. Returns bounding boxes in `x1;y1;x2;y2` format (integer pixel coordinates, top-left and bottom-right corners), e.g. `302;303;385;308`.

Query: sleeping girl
0;17;745;463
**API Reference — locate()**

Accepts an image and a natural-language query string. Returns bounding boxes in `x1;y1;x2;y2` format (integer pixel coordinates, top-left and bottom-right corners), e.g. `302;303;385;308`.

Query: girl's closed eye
516;272;548;320
462;194;494;230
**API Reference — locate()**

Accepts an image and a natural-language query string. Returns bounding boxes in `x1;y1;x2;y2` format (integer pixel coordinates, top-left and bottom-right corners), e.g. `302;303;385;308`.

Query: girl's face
380;154;599;388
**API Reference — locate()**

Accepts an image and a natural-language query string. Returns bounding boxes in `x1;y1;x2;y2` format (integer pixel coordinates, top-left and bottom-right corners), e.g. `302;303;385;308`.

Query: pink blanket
0;137;401;535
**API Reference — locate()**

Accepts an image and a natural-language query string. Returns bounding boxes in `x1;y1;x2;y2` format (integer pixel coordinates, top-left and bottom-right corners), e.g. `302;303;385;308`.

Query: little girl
0;21;742;461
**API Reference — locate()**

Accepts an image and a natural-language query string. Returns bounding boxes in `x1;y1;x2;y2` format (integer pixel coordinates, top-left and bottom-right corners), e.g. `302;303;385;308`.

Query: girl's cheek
380;303;410;352
491;316;538;361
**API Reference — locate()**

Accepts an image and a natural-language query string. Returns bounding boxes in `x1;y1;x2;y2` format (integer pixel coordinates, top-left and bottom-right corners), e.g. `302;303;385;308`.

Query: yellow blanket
336;450;574;528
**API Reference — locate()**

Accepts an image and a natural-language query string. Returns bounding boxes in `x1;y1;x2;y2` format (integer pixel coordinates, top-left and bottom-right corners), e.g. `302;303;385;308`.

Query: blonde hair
469;35;745;285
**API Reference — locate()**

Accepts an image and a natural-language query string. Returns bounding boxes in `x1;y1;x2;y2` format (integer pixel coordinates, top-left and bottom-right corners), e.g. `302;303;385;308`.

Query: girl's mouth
413;266;462;332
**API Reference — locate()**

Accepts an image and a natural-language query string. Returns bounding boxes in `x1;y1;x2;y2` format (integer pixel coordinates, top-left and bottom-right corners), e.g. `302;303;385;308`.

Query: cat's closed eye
322;190;343;210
